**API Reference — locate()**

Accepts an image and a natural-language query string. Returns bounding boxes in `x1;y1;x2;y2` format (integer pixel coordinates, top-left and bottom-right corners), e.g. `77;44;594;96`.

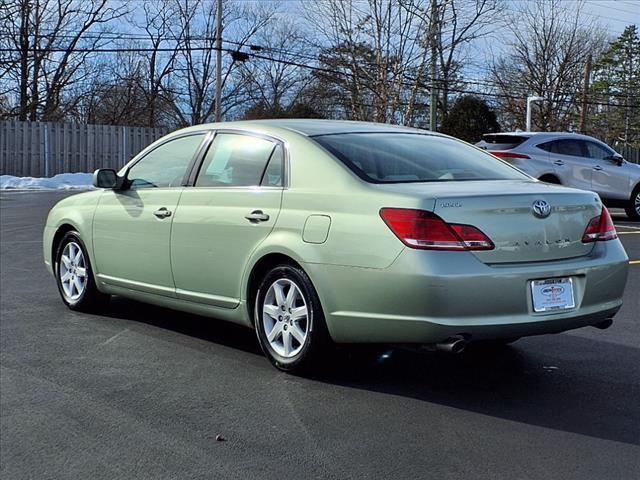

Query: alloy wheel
59;241;87;301
635;191;640;216
262;278;309;358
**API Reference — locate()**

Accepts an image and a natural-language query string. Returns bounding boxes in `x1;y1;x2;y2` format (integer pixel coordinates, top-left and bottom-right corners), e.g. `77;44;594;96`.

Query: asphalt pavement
1;191;639;480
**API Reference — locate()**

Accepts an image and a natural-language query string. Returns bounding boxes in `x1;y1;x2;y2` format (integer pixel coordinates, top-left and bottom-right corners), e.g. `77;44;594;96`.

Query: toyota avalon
43;120;629;372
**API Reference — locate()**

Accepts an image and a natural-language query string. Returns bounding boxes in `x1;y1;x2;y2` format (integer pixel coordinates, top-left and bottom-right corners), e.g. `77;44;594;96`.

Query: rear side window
261;144;284;187
195;133;277;187
554;140;584;157
478;134;529;151
313;133;528;183
537;141;554;152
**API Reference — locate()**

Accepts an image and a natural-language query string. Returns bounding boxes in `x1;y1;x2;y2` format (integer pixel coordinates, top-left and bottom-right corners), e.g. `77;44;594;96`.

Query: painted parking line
630;260;640;265
618;231;640;235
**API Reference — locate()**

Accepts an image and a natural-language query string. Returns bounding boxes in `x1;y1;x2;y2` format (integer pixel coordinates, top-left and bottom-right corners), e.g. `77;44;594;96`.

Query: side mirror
606;154;624;166
92;169;119;189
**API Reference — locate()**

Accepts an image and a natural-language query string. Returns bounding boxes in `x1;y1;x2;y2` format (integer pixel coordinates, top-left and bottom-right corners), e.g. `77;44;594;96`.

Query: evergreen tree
590;25;640;148
440;95;500;143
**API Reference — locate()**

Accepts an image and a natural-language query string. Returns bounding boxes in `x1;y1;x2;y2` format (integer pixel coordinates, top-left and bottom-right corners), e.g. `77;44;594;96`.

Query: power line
508;0;638;26
5;42;637;110
6;29;638;104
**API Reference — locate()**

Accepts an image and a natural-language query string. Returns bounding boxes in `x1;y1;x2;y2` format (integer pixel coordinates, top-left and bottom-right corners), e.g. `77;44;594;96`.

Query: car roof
484;131;602;142
179;119;436;137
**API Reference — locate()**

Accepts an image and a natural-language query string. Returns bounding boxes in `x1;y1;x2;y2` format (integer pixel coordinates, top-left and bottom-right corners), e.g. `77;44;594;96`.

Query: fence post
43;123;50;177
122;125;126;166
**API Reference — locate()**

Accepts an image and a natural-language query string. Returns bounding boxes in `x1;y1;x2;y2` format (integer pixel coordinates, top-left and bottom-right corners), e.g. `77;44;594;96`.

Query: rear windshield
312;133;528;183
477;134;529;151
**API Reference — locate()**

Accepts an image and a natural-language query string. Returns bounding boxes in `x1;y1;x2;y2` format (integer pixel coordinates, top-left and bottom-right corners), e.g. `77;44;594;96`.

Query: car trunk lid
376;180;602;264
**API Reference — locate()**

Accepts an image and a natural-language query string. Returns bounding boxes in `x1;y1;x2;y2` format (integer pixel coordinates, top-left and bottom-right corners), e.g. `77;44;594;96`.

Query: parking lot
1;191;638;480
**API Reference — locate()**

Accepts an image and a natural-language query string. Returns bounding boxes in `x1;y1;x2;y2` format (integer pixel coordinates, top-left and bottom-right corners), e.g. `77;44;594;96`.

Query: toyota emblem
532;200;551;218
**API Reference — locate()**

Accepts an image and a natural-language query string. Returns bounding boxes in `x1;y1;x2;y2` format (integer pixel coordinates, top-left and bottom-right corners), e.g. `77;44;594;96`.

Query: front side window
195;133;277;187
585;141;614;160
313;133;528;183
127;134;205;188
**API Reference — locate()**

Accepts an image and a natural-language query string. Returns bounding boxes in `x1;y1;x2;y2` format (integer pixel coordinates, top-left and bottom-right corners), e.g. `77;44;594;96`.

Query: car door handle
245;210;270;222
593;165;603;171
153;207;172;219
553;160;565;166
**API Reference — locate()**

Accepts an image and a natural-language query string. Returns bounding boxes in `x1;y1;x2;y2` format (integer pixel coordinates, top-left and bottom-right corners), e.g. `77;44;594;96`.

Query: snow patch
0;173;94;190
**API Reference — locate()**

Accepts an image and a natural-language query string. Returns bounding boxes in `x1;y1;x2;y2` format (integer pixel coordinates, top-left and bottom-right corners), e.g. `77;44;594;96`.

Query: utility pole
578;55;592;134
526;96;543;132
214;0;223;123
429;0;438;131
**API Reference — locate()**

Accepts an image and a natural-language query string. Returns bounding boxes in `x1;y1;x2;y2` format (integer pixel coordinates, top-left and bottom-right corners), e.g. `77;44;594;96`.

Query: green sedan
43;120;629;372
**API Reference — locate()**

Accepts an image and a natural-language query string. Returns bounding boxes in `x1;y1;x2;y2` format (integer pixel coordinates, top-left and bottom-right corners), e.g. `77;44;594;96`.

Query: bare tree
170;0;274;126
399;0;502;122
78;48;152;126
134;0;184;127
1;0;127;121
304;0;432;125
490;0;606;131
237;19;315;117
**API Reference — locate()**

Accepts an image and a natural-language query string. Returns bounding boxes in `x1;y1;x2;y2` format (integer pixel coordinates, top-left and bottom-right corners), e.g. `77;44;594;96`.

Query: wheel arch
538;173;561;184
245;252;305;326
51;223;79;268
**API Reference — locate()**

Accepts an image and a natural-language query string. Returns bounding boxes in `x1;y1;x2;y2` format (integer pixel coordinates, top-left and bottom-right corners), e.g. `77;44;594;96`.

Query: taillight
379;208;494;251
490;151;531;159
582;207;617;243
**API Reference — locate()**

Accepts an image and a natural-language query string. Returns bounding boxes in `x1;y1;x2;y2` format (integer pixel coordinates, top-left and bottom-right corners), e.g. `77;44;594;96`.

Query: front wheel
254;264;331;373
625;187;640;221
55;231;110;311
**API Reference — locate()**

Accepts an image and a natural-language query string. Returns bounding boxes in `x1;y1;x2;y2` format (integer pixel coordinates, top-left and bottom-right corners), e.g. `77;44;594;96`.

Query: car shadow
611;211;638;223
101;296;639;447
103;296;264;356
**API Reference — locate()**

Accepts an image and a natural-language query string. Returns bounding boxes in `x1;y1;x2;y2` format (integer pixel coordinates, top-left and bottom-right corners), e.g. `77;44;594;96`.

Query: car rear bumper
304;240;629;344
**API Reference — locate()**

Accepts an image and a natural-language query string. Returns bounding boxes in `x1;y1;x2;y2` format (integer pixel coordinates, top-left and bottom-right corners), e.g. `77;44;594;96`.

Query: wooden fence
0;120;638;177
619;145;640;164
0;121;169;177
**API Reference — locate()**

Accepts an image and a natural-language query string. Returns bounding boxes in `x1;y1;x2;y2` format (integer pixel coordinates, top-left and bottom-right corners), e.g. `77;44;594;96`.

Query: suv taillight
489;151;530;159
380;208;494;251
582;207;617;243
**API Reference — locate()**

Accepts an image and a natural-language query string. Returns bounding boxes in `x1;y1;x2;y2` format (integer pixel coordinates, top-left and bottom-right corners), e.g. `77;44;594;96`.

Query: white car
476;132;640;220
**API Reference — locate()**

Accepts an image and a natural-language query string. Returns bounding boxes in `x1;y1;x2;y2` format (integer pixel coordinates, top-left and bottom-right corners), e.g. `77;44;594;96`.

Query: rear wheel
254;263;331;373
55;231;110;311
625;187;640;221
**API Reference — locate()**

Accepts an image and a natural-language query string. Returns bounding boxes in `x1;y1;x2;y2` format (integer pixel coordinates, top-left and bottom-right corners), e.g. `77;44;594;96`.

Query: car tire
254;263;331;373
55;231;110;311
625;187;640;221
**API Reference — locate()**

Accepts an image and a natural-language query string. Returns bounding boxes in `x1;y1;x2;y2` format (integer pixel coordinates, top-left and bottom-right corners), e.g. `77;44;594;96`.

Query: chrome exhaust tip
436;335;468;354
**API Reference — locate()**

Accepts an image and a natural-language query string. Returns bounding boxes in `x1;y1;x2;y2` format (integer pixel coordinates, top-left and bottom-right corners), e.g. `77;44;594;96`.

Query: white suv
477;132;640;220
